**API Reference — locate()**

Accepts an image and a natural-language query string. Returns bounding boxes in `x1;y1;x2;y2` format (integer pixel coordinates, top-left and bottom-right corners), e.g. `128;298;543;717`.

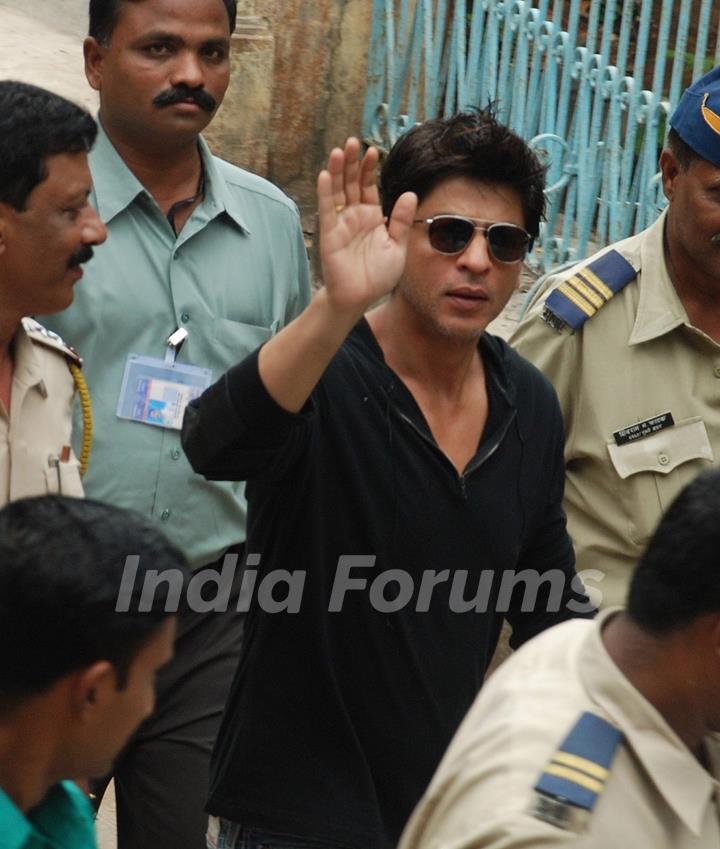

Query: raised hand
256;138;416;413
318;137;417;315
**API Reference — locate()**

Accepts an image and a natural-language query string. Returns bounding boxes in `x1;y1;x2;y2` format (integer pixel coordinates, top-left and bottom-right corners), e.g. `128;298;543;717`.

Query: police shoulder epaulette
542;249;637;332
22;317;82;366
530;711;623;832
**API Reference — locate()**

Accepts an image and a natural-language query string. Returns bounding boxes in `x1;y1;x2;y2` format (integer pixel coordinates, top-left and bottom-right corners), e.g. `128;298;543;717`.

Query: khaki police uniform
512;209;719;607
0;318;84;507
398;613;720;849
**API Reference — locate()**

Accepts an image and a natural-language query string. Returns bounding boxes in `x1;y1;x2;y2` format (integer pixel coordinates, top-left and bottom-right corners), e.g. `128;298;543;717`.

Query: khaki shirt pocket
43;457;85;498
606;416;713;545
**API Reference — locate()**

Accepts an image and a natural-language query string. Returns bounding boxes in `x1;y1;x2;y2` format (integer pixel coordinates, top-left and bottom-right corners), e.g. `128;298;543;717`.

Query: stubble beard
396;278;491;345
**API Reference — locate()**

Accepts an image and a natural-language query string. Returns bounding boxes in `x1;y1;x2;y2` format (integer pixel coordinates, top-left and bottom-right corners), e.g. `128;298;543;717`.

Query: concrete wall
204;0;374;214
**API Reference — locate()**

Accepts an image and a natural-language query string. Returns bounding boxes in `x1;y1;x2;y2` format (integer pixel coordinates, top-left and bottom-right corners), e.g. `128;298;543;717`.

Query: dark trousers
92;544;246;849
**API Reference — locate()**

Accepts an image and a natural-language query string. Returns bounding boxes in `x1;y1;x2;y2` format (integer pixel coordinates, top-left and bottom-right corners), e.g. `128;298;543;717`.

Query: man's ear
69;660;117;721
84;37;106;92
659;148;681;202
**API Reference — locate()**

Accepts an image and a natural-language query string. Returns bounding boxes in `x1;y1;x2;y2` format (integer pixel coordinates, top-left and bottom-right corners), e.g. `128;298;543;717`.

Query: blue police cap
670;65;720;167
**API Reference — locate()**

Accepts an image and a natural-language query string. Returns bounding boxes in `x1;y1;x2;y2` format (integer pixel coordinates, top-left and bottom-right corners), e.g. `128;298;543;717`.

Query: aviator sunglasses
413;215;532;264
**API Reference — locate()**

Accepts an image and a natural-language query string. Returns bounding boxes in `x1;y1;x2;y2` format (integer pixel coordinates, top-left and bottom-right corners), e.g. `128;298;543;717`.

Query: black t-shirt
182;320;590;849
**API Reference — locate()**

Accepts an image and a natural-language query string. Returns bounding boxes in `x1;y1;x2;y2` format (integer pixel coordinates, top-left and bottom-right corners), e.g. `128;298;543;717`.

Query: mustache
153;85;217;113
68;244;94;269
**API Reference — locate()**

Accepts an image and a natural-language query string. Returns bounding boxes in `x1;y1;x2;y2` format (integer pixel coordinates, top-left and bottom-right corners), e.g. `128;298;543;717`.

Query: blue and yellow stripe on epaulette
531;712;623;831
542;250;637;331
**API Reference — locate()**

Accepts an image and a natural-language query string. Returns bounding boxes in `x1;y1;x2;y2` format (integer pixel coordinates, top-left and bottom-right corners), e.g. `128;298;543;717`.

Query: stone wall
204;0;374;214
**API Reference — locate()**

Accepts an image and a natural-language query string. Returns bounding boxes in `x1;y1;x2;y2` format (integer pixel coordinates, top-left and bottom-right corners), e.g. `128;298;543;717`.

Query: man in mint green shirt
44;122;309;564
39;1;311;847
0;495;187;849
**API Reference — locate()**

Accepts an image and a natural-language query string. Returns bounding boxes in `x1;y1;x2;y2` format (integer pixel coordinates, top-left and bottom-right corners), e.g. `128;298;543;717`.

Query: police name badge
117;353;212;431
613;412;674;446
530;793;588;832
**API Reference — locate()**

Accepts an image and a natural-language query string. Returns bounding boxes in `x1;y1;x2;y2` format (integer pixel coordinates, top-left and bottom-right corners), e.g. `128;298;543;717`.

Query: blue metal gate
362;0;720;270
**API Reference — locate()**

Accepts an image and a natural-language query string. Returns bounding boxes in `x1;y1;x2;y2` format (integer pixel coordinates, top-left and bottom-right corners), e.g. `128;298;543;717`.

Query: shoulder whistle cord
69;363;93;478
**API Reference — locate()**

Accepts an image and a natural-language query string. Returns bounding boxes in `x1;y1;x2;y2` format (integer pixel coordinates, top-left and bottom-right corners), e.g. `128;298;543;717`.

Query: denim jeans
207;817;342;849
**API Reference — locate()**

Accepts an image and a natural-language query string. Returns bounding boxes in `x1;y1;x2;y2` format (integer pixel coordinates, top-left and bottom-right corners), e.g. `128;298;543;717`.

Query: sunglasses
413;215;532;264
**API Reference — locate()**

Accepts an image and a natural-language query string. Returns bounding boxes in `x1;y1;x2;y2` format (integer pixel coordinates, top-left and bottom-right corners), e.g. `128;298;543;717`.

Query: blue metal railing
362;0;720;271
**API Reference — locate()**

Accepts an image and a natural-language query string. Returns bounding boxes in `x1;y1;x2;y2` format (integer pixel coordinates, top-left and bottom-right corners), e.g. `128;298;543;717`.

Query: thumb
386;191;418;248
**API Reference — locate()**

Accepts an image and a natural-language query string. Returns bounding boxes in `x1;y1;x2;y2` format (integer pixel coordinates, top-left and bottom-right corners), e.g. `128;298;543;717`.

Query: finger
359;146;380;207
317;168;339;228
326;146;347;212
386;191;418;247
343;137;362;206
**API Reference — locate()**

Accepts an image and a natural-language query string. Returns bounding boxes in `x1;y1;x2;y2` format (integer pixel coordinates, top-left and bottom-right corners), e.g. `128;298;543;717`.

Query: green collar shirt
41;126;311;567
0;781;96;849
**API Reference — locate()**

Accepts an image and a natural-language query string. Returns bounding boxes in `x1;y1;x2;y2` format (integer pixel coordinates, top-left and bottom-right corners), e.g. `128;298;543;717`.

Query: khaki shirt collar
12;322;47;399
579;610;720;836
90;122;251;234
629;208;690;345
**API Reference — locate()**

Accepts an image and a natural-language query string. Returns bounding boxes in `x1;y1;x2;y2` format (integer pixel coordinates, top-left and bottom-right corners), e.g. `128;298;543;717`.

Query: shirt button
171;448;181;461
714;366;720;378
658;453;670;466
181;312;190;323
161;509;171;521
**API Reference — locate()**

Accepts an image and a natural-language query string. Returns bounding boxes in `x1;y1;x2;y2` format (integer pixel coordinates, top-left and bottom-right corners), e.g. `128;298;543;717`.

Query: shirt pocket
43;457;85;498
606;416;714;545
188;317;276;378
205;317;277;375
214;317;276;352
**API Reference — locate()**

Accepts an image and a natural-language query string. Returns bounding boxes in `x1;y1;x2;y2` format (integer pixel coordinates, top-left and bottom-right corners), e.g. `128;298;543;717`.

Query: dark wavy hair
380;108;546;239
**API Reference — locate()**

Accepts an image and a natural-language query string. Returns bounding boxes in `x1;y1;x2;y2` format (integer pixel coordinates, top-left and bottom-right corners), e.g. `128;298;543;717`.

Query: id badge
117;354;212;430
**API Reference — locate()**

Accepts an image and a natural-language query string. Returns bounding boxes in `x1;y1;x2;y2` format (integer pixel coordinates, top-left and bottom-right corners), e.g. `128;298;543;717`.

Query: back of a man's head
0;495;188;714
627;468;720;634
379;108;546;239
0;80;97;211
